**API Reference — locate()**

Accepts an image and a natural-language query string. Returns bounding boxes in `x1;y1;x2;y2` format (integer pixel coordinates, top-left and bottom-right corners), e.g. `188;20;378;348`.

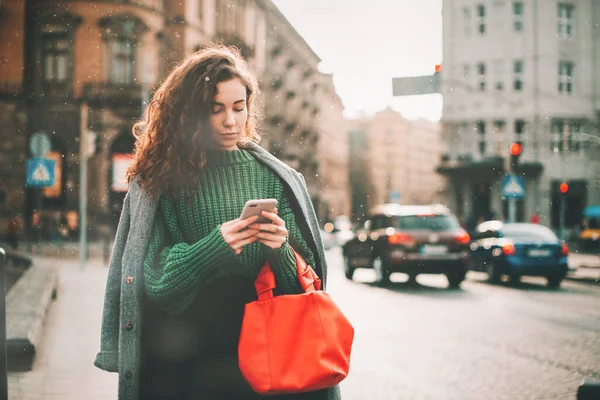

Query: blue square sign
26;158;56;187
502;175;526;199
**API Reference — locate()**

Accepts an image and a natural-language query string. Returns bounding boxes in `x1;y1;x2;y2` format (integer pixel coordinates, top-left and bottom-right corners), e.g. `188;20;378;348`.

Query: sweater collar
205;149;255;166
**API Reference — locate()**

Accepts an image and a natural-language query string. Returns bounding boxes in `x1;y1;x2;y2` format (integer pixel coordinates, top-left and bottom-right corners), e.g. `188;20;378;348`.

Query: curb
6;261;58;371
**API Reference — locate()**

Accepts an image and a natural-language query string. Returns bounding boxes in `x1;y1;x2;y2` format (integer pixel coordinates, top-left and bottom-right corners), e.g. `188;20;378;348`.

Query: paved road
328;248;600;400
6;250;599;399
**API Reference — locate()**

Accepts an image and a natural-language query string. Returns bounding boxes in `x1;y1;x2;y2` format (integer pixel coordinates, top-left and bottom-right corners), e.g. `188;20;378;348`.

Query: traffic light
559;182;568;194
509;142;522;171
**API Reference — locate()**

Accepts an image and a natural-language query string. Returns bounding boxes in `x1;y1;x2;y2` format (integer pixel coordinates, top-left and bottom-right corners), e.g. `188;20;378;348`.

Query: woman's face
208;78;248;151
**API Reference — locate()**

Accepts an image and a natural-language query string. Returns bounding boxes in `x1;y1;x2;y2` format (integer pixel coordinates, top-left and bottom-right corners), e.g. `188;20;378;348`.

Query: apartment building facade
0;0;348;235
438;0;600;231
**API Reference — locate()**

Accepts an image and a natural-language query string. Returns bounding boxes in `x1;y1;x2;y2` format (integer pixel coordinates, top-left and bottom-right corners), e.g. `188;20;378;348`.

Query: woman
94;45;339;400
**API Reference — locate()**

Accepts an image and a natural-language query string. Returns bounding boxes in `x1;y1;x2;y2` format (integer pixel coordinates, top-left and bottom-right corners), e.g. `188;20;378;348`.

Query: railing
0;81;22;97
81;82;145;108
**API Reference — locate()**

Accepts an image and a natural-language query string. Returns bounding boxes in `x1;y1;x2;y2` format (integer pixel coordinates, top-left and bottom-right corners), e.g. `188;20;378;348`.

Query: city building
438;0;600;233
313;72;351;223
0;0;347;237
348;108;445;220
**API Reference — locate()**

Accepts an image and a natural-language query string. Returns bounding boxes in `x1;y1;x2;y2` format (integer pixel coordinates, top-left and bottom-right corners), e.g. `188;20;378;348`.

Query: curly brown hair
126;44;261;198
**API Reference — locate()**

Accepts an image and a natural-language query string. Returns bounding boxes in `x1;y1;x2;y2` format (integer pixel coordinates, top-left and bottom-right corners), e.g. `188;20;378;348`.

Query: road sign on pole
26;158;56;187
501;175;526;199
29;133;51;157
392;73;441;96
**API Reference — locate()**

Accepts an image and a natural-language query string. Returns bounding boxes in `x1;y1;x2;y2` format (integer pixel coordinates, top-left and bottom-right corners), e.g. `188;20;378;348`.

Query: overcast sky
271;0;443;121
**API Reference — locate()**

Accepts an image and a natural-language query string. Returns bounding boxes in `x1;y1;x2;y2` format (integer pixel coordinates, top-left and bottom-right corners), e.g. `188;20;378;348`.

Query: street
5;248;600;399
326;248;600;400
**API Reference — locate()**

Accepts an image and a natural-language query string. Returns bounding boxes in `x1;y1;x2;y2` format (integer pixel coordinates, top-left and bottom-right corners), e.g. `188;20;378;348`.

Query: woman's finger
248;223;284;233
260;211;284;226
234;235;258;252
254;232;285;242
234;228;260;241
232;215;259;232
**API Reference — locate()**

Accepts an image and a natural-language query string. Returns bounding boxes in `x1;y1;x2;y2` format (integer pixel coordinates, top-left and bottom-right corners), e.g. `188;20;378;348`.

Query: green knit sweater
143;149;316;316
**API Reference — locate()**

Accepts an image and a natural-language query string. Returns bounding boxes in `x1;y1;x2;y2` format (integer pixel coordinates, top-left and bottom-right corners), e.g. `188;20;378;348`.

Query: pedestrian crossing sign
502;175;525;199
26;157;56;187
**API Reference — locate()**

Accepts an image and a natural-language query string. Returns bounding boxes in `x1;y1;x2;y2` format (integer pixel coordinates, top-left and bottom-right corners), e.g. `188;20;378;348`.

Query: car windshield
395;214;460;231
502;225;558;242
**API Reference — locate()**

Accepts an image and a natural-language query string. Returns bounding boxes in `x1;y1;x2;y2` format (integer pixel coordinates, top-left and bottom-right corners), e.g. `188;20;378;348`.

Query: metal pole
36;188;43;246
559;194;566;240
0;248;8;400
79;102;88;269
508;198;517;223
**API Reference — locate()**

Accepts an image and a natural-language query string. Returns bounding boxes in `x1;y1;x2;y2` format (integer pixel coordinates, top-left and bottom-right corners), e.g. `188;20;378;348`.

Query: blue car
469;221;569;288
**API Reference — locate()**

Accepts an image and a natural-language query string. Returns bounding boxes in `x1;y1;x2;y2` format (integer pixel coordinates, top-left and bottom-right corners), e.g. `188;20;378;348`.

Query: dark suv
342;204;471;287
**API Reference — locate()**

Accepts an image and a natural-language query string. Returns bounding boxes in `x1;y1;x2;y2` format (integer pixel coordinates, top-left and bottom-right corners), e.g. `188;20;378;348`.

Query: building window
558;61;573;94
493;120;506;154
515;119;526;139
35;10;81;95
493;60;504;91
463;64;471;92
477;120;486;155
98;15;149;85
42;33;70;89
513;60;524;91
463;7;471;36
513;1;524;31
477;4;486;35
557;3;574;38
551;120;566;153
477;63;486;91
110;39;134;84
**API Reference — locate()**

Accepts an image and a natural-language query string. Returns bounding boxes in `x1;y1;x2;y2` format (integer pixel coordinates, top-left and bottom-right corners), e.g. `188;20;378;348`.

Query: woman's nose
223;110;235;126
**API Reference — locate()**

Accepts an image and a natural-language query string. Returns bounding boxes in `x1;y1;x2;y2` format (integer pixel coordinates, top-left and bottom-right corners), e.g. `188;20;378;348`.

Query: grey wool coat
94;142;342;400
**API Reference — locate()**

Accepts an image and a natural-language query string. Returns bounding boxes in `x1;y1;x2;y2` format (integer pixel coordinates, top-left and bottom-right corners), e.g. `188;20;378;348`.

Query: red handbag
238;251;354;395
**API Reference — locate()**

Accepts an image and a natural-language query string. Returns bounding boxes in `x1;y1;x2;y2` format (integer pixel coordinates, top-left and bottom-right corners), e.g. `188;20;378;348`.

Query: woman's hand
248;209;289;250
220;215;260;255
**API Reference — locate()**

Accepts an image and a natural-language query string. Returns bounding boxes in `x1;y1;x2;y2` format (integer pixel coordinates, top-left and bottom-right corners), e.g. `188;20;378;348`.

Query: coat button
125;322;133;330
126;275;134;284
124;370;133;379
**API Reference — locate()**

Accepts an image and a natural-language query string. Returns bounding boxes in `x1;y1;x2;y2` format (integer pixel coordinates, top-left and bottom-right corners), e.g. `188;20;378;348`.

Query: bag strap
255;250;322;300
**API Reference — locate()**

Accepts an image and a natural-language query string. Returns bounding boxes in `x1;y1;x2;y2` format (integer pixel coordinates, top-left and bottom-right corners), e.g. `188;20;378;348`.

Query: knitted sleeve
264;188;317;295
143;197;240;316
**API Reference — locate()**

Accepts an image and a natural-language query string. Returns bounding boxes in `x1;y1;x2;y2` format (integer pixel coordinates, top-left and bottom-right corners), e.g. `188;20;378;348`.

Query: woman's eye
234;108;245;112
211;108;222;114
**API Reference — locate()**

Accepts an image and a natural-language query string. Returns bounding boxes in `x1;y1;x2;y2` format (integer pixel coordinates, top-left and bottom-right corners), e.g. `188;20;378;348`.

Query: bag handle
255;250;322;300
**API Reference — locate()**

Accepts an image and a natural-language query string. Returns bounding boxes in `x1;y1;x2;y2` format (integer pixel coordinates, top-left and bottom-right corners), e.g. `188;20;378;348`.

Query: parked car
469;221;569;288
320;228;338;250
332;215;354;247
342;204;471;287
578;205;600;252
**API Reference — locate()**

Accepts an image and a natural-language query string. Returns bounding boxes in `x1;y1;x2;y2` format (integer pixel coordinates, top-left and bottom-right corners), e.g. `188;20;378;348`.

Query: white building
439;0;600;232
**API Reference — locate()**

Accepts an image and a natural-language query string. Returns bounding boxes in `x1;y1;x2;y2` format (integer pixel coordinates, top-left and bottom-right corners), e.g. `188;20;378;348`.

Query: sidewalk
568;252;600;283
7;257;117;400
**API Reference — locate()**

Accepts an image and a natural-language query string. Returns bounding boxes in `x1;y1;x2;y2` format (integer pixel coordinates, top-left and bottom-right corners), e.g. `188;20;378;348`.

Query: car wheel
487;262;501;284
508;274;521;285
446;272;465;288
547;276;563;289
373;256;391;286
343;255;355;281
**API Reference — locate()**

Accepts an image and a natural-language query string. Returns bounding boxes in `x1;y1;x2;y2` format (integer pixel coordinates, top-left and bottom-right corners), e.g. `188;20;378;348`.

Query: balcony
81;82;145;110
0;81;22;99
214;32;254;59
436;154;505;178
